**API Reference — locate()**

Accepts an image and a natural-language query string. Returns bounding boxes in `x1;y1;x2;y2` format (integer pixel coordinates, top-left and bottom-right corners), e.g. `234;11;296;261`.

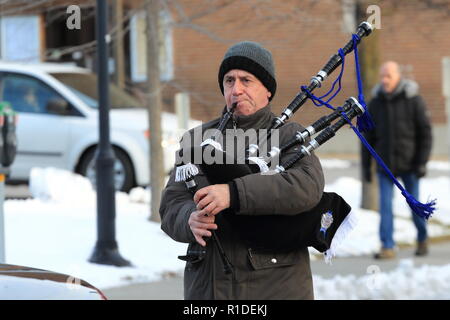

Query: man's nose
232;80;244;95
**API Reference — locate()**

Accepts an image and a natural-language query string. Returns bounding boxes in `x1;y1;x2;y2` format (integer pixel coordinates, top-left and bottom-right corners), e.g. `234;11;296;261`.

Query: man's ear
268;91;272;98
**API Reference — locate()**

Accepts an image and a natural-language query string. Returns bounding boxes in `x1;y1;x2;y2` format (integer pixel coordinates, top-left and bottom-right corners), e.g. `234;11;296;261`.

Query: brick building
165;0;450;156
167;0;450;126
1;0;449;154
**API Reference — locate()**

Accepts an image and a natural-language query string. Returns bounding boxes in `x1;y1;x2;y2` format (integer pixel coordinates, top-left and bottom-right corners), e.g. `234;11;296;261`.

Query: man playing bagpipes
159;20;437;300
159;41;325;300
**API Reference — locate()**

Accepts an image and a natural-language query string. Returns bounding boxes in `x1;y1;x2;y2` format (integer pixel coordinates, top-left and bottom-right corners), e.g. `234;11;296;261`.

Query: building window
130;9;174;82
0;15;41;62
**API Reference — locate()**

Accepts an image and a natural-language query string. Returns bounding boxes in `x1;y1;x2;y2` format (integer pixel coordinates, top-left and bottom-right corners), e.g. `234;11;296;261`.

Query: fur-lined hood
371;79;419;99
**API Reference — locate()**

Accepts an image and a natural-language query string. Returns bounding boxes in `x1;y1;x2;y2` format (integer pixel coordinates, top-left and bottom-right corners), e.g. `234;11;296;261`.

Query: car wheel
77;147;135;192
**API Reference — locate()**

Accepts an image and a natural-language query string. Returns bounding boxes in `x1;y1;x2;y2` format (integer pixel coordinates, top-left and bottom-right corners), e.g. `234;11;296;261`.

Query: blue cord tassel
403;191;436;220
352;34;375;133
339;111;436;220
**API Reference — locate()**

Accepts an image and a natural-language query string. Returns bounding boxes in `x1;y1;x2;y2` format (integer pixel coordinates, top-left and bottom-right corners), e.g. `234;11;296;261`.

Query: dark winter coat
362;79;432;177
159;104;324;300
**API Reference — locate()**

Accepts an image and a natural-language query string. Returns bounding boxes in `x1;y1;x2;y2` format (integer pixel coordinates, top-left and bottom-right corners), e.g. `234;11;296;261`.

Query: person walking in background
362;61;433;259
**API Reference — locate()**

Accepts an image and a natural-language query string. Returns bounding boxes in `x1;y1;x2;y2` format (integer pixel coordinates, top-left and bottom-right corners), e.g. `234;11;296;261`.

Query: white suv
0;62;195;191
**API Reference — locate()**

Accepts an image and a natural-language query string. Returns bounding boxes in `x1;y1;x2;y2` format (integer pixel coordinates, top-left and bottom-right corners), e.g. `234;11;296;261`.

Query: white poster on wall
0;15;41;62
129;11;173;83
130;11;147;82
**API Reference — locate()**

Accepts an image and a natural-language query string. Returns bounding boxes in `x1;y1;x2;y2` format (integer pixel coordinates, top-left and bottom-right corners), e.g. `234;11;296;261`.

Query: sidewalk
103;240;450;300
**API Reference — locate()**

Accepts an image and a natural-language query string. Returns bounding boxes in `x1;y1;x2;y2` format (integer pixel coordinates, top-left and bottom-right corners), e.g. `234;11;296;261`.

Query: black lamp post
88;0;131;267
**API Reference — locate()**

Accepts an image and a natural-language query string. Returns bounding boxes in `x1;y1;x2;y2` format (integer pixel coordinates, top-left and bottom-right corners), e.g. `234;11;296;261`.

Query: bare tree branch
0;0;56;16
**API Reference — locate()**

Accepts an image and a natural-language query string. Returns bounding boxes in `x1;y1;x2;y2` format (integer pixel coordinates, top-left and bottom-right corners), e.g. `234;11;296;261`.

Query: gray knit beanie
218;41;276;101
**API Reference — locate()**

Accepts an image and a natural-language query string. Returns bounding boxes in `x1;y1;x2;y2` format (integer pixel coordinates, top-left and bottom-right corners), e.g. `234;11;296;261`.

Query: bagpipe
175;21;437;273
177;97;362;269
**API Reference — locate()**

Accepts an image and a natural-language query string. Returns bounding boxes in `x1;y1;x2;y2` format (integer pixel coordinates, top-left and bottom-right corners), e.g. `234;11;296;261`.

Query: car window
65;86;98;108
50;72;143;109
1;73;69;115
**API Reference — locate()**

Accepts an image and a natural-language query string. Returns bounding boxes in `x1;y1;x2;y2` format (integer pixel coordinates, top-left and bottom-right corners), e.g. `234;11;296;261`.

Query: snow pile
5;168;187;290
29;167;96;203
319;159;352;169
5;196;188;289
129;186;151;204
314;259;450;300
427;161;450;172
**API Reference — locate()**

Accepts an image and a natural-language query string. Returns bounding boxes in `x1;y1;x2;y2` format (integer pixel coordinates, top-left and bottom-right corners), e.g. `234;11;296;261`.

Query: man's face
223;69;271;116
380;62;401;94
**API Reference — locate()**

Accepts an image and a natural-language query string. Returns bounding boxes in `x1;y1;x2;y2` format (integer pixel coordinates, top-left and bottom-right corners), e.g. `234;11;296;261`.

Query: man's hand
188;210;218;247
193;184;231;217
188;184;230;246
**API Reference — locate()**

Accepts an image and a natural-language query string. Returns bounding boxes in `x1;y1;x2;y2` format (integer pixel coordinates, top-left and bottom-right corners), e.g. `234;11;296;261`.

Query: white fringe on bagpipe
248;157;269;173
200;139;223;152
324;210;358;265
175;163;199;182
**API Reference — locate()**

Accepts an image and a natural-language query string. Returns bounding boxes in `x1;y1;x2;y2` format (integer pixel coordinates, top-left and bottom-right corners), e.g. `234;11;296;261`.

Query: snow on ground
319;159;450;172
427;160;450;172
318;158;352;169
3;166;450;294
314;259;450;300
5;168;187;290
